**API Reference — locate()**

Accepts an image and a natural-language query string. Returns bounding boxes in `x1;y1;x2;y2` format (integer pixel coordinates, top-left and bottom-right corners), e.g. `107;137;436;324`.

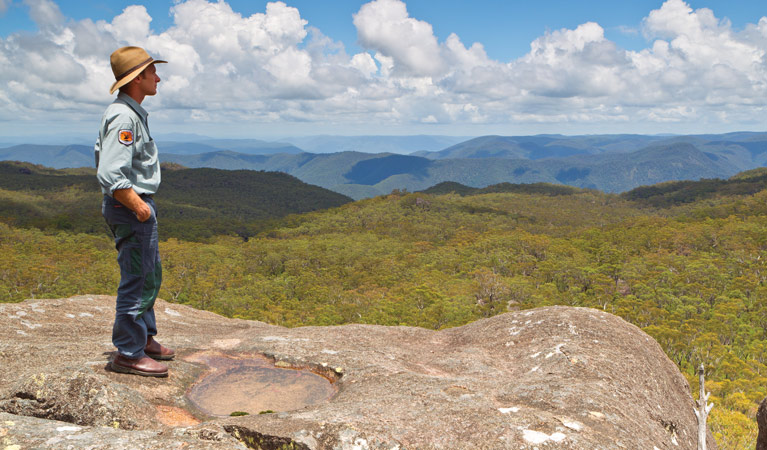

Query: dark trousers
102;194;162;359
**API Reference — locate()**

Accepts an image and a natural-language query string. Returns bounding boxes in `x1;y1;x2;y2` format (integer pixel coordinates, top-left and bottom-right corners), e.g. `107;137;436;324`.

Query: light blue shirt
95;92;161;196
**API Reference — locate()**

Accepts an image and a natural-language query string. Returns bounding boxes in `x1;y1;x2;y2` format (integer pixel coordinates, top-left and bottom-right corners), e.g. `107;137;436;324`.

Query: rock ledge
0;296;715;449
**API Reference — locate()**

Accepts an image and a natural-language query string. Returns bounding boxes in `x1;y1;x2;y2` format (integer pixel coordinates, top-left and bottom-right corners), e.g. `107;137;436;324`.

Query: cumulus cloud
625;0;767;121
23;0;64;29
102;5;152;45
514;22;628;98
353;0;446;77
640;0;763;77
0;0;766;135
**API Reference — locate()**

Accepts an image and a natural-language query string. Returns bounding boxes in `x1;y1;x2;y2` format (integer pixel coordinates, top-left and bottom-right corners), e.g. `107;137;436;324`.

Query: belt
139;193;154;200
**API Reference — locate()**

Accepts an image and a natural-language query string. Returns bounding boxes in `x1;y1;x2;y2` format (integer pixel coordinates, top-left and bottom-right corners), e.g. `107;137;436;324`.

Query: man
95;46;174;377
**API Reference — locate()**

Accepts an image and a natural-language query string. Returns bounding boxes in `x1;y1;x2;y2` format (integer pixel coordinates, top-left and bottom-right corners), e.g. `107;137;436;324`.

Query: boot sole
146;353;175;361
110;360;168;377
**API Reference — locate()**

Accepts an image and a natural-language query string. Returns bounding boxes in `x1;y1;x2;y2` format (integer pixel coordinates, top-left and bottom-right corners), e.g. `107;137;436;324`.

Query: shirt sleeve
96;119;135;195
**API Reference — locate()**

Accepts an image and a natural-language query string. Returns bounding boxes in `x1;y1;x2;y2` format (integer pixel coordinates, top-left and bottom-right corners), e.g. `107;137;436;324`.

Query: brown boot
145;336;175;360
110;354;168;377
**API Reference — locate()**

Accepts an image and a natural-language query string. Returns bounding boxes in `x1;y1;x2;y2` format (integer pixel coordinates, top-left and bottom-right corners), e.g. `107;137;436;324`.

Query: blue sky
4;1;764;60
0;0;766;139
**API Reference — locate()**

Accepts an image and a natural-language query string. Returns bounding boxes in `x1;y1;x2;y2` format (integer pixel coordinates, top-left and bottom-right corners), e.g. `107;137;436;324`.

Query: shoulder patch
118;129;134;146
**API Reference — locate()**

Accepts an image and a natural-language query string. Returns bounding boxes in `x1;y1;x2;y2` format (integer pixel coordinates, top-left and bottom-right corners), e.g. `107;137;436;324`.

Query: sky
0;0;766;140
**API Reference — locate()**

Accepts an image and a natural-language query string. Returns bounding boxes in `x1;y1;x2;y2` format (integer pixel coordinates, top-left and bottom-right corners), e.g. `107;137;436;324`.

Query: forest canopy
2;162;767;448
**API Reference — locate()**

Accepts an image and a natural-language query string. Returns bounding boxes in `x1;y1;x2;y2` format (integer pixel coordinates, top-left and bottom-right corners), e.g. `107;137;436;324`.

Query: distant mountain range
0;161;351;241
0;144;94;169
161;139;303;156
2;132;766;199
280;135;470;154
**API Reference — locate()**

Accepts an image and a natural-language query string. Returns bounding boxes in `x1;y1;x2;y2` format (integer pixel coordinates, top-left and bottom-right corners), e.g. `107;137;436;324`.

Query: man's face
137;64;160;96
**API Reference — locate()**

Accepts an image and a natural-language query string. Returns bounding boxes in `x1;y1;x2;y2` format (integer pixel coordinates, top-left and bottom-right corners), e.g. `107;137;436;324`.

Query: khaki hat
109;46;167;95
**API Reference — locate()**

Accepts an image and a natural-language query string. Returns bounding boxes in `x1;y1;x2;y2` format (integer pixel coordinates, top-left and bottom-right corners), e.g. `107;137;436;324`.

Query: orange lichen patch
156;405;201;427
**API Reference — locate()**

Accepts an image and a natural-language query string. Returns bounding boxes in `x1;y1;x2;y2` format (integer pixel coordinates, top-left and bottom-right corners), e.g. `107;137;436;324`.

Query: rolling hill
161;141;739;198
418;134;669;159
0;144;93;169
162;139;303;155
4;163;767;446
0;139;303;169
0;161;352;240
279;134;469;154
3;132;766;200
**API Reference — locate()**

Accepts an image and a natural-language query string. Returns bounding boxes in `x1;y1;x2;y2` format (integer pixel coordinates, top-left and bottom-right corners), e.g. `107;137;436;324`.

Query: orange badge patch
118;129;134;146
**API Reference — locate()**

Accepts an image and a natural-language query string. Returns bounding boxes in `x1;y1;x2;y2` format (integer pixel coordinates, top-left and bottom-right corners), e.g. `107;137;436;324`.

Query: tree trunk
694;364;713;450
757;397;767;450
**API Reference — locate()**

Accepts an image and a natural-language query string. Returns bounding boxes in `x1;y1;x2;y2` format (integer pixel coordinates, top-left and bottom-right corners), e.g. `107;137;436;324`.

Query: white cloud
443;33;490;70
351;52;378;78
102;5;152;45
23;0;64;29
641;0;763;73
168;0;307;62
513;22;629;98
627;0;767;112
353;0;445;77
0;0;766;136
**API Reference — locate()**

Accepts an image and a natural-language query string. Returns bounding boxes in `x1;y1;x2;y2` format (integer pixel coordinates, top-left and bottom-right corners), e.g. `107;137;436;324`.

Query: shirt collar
116;92;149;124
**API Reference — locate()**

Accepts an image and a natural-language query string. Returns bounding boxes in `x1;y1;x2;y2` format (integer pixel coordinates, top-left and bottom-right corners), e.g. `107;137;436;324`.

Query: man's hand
133;202;152;222
113;188;152;222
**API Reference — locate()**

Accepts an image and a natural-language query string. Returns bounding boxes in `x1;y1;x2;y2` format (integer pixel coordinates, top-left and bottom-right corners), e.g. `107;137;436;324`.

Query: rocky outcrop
0;369;153;429
0;295;716;449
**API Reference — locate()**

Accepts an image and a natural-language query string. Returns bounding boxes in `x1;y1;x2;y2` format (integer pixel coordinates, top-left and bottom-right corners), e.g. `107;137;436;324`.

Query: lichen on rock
0;369;153;429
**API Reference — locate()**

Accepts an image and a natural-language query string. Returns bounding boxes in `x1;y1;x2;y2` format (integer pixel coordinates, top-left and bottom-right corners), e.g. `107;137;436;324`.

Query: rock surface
0;295;716;449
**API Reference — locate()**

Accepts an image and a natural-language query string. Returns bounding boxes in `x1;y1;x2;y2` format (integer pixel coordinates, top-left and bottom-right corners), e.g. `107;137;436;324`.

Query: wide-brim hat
109;46;167;95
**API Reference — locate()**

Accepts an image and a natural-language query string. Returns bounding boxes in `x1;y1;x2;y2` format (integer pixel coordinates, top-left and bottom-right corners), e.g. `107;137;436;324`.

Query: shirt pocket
140;140;159;165
137;139;160;178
